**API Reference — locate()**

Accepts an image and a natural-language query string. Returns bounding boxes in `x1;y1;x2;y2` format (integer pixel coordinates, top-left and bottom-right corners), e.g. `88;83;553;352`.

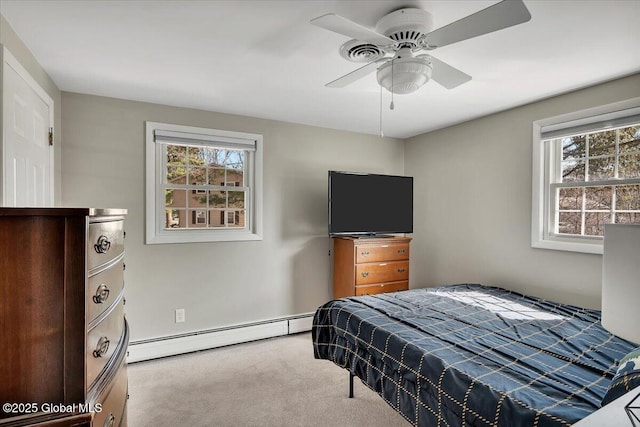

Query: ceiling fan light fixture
376;56;432;95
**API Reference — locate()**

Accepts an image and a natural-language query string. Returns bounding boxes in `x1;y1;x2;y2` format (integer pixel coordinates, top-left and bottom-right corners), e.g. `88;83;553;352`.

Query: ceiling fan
311;0;531;95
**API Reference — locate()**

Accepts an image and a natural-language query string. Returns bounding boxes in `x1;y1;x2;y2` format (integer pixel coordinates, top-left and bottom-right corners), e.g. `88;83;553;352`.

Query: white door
2;48;54;207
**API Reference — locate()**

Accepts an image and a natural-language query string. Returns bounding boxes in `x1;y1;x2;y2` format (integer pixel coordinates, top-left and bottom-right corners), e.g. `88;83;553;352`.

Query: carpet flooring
128;332;408;426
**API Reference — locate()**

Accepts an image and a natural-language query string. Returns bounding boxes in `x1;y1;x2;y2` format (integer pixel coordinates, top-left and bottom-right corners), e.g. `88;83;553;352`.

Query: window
146;122;262;244
532;99;640;254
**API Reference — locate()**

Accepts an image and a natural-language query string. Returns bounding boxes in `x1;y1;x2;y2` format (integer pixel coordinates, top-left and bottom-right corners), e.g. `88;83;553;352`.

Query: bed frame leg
349;373;354;398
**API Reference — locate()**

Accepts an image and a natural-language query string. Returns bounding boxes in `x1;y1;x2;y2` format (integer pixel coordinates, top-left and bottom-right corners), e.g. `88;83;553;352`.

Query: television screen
328;171;413;235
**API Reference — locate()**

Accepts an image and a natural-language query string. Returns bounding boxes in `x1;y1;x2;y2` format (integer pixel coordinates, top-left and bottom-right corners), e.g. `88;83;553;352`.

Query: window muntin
548;125;640;239
162;145;248;230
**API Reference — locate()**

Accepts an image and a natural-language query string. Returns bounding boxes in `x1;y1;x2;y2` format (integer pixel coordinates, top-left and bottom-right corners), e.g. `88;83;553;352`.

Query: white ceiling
1;0;639;139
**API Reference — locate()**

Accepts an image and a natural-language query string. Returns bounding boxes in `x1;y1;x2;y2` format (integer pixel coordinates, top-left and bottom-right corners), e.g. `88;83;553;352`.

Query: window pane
616;185;640;210
200;148;219;167
558;212;581;235
226;151;244;169
209;190;226;208
165;189;186;208
562;136;586;160
207;149;226;167
189;189;207;208
585;186;612;210
208;168;225;186
558;187;582;210
165;209;186;229
189;167;206;185
228;210;246;228
619;125;640;153
588;130;615;157
561;160;585;182
226;169;244;187
228;191;244;209
584;212;610;236
616;212;640;224
167;145;187;165
166;166;186;185
588;156;615;181
618;153;640;179
208;210;225;227
188;210;207;228
188;146;206;166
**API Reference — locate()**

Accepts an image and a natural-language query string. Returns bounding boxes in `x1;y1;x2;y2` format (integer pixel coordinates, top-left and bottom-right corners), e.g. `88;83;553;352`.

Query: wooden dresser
332;236;411;298
0;208;128;427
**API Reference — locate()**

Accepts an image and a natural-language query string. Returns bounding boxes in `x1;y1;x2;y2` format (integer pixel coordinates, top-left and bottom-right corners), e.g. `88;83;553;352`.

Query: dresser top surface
0;207;127;217
333;235;412;244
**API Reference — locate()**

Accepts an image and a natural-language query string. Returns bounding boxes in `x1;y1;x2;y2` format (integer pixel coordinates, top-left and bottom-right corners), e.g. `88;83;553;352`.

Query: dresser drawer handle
94;235;111;254
397;268;406;273
360;251;369;257
93;284;110;304
361;272;369;278
397;249;406;254
104;414;115;427
93;336;110;358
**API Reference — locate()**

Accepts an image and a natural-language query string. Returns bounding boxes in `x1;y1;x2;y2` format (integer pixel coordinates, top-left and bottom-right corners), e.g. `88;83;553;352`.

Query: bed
312;284;638;426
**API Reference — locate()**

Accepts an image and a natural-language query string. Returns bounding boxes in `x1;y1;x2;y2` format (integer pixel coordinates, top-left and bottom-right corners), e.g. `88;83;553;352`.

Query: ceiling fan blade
423;55;472;89
326;60;386;88
311;13;395;46
424;0;531;49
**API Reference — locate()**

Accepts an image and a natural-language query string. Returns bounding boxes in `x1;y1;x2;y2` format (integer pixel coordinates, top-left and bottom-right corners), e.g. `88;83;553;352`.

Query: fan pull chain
390;59;395;110
379;84;384;138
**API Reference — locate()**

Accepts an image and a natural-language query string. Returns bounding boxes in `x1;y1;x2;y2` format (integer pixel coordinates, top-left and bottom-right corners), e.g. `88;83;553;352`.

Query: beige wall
1;15;62;204
405;73;640;309
61;92;405;341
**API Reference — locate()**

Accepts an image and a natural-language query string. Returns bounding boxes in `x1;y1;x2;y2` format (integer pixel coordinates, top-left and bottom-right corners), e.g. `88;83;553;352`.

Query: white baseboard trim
127;313;314;363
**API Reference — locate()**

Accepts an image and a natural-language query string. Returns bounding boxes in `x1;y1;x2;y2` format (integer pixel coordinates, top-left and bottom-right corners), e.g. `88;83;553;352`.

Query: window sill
146;229;263;244
531;237;603;255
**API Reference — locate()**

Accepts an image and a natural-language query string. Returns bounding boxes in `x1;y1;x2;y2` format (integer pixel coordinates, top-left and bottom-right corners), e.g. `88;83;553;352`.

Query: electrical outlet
175;308;185;323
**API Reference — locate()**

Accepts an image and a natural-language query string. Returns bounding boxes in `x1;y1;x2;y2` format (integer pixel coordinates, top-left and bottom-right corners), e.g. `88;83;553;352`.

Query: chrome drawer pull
361;251;370;257
93;336;110;358
104;414;115;427
93;284;110;304
94;235;111;254
397;268;406;273
361;272;369;278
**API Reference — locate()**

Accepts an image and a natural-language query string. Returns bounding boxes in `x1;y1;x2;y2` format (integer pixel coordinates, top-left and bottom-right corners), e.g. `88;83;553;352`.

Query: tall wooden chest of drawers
0;208;128;427
332;236;411;298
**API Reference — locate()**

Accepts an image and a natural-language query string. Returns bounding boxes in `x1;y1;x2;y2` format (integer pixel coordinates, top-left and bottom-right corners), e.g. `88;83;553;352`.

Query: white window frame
145;121;263;244
532;98;640;254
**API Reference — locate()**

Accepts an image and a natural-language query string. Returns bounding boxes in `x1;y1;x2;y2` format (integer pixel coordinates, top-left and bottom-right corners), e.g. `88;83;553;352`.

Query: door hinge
48;128;54;146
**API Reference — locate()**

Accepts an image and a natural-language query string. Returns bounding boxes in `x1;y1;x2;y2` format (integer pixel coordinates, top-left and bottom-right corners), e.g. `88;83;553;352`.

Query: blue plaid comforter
312;284;636;426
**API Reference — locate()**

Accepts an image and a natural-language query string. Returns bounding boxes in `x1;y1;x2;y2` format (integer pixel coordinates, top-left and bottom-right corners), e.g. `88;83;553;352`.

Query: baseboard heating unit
127;313;313;363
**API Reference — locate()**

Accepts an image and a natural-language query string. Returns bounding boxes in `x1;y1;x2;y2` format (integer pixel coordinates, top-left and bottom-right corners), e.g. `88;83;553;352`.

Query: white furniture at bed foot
573;388;639;426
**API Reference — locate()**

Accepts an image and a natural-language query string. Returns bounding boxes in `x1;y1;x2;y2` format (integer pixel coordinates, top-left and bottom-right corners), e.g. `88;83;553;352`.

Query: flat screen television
328;171;413;236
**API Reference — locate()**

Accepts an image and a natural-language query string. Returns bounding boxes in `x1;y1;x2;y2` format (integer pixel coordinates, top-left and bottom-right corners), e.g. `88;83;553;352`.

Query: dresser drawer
355;243;409;263
88;220;124;271
355;261;409;285
87;257;125;326
87;299;125;387
355;281;408;296
92;363;127;427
